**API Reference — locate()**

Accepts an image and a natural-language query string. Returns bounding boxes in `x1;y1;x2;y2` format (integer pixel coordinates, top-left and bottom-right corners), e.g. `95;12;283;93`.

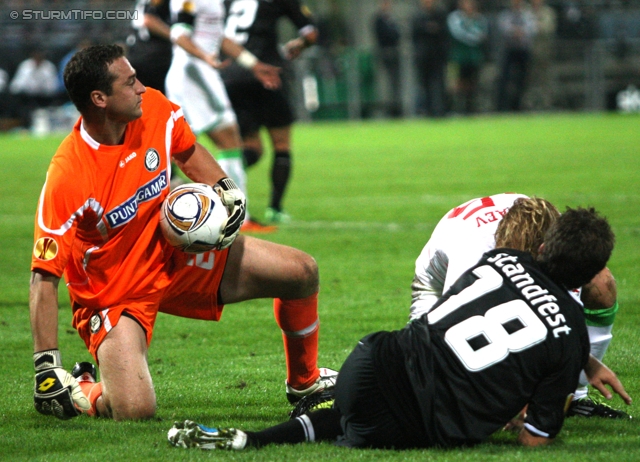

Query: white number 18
428;265;547;371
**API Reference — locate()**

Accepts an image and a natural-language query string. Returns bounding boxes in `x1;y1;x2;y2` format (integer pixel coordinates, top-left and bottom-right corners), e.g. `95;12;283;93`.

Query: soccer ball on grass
159;183;228;253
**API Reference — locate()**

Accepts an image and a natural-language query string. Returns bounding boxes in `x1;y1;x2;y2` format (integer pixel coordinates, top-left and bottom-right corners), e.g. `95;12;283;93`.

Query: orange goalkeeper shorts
73;248;229;360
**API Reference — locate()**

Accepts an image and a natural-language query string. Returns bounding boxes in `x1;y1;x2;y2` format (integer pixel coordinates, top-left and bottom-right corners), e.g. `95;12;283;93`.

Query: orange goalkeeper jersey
31;88;197;309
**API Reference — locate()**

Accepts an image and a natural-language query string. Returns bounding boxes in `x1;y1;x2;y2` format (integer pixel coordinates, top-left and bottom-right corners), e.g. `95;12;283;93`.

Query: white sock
576;324;614;394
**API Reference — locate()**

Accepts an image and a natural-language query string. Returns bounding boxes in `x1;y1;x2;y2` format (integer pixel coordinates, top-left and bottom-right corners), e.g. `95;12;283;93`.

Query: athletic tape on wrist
236;50;258;69
169;23;192;43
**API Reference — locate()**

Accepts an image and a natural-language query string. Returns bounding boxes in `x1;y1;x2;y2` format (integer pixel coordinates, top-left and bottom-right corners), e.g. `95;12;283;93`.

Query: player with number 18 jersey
356;248;590;447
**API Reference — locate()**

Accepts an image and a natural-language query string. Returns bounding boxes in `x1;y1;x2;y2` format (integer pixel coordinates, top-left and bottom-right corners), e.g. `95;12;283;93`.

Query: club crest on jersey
144;148;160;172
34;237;58;261
90;314;102;334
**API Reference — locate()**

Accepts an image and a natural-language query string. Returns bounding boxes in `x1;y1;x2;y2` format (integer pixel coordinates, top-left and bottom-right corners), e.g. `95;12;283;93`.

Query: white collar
79;119;101;150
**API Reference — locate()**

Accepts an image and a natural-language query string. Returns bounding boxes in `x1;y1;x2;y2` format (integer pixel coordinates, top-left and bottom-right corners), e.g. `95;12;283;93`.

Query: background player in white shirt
411;193;627;419
166;0;282;232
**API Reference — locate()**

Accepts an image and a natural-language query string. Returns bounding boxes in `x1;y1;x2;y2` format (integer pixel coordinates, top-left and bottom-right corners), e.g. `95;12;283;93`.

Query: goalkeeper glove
213;177;246;250
34;349;90;420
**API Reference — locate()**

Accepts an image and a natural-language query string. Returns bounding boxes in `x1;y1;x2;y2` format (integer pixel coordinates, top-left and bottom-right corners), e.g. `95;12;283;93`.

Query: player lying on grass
30;44;336;422
168;204;631;450
411;193;628;419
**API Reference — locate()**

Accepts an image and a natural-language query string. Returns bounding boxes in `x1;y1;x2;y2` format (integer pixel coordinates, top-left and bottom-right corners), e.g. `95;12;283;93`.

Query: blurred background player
166;0;282;232
446;0;488;115
525;0;558;110
372;0;402;118
222;0;318;224
410;193;629;419
126;0;185;189
495;0;537;112
411;0;449;118
9;50;59;129
126;0;173;96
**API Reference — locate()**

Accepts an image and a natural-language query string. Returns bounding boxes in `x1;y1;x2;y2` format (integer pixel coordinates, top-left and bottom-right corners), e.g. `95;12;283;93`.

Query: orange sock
78;381;103;417
274;293;320;390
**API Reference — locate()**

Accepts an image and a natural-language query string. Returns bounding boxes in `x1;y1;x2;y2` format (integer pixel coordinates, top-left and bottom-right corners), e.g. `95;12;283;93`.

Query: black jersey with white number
223;0;314;66
128;0;172;60
373;248;590;447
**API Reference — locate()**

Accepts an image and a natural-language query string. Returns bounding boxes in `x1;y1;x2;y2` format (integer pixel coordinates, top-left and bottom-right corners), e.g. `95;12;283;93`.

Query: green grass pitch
1;113;639;461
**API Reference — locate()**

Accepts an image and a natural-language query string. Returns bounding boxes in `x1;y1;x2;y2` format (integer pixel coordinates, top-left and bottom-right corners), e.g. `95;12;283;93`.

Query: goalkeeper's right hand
33;349;90;420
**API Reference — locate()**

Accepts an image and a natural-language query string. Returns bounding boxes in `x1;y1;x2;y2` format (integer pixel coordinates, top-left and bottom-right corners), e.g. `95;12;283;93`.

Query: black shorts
222;65;295;136
334;336;422;449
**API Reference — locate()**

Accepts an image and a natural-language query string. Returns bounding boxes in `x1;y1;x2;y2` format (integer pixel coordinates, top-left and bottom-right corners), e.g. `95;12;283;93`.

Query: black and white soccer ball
160;183;228;253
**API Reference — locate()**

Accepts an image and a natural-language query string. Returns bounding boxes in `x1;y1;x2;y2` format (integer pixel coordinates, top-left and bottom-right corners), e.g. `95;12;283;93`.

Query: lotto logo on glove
36;375;58;393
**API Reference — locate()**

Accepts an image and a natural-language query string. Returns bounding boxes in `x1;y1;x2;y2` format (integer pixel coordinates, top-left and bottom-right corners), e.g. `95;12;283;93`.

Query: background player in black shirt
126;0;173;95
222;0;318;224
169;203;631;450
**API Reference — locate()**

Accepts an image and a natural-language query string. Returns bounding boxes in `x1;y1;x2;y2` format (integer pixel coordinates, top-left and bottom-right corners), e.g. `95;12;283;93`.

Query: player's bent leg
241;131;263;159
220;235;318;302
207;123;242;151
274;293;330;397
220;236;329;399
243;147;261;168
95;315;156;420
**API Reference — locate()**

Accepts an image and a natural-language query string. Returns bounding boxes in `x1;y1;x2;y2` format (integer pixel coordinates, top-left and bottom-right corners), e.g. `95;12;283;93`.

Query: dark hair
63;44;125;113
495;197;560;258
537;207;614;289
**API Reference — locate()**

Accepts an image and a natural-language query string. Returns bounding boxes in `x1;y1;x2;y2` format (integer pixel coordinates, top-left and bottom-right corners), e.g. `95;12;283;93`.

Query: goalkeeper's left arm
30;271;90;419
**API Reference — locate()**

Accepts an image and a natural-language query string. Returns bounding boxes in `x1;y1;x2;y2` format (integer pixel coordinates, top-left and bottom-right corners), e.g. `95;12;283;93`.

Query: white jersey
166;0;236;133
410;193;528;320
170;0;226;63
411;194;608;398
